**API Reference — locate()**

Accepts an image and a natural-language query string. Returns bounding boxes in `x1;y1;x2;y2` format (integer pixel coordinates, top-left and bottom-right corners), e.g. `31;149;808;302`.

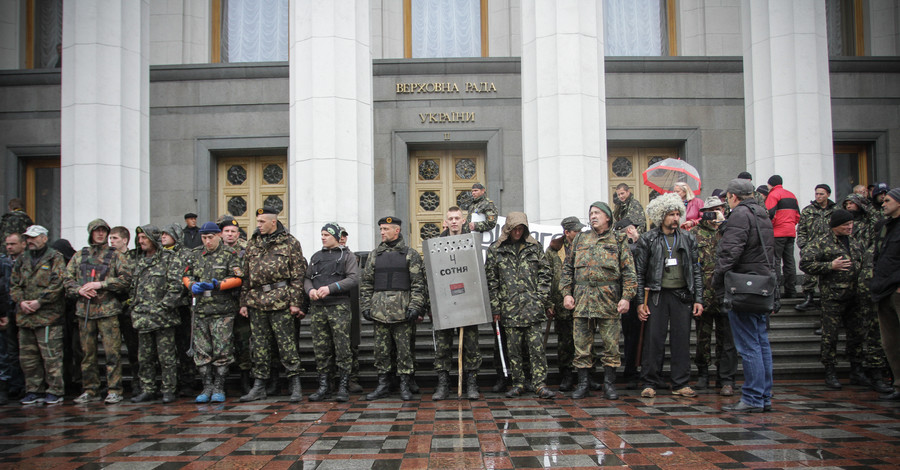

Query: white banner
477;216;585;258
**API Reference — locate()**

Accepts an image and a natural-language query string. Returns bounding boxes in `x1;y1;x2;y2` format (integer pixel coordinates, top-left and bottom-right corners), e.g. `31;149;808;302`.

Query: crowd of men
0;174;899;414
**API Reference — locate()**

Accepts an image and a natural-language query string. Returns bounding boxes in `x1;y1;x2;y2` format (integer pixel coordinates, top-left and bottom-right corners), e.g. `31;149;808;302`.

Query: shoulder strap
750;206;774;270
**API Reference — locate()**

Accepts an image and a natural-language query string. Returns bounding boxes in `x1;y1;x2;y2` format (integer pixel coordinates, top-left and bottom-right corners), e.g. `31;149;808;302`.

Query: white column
521;0;607;225
742;0;834;194
0;0;21;68
60;0;150;242
289;1;374;250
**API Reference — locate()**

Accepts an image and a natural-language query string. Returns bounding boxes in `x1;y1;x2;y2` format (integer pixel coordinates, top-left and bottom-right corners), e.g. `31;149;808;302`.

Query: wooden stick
636;287;650;366
458;327;464;398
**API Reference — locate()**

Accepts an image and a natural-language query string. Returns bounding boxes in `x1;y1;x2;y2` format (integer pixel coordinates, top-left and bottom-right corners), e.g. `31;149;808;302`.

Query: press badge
665;258;678;267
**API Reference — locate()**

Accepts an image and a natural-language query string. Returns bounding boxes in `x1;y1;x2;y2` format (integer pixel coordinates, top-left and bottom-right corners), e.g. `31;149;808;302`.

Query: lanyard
663;232;676;258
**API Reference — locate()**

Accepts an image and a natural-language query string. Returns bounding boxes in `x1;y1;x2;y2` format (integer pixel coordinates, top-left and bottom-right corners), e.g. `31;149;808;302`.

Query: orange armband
218;277;242;290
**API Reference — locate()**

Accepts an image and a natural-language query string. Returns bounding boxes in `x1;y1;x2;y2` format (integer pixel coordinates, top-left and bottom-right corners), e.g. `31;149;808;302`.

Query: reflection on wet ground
1;380;899;468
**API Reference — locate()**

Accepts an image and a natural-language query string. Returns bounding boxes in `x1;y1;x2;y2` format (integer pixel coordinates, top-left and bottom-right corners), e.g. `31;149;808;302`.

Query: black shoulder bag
723;208;777;314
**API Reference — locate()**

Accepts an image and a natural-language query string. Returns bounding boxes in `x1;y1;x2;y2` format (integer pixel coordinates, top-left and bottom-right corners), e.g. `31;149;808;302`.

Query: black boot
589;368;603;391
491;375;508;393
603;366;619;400
695;366;709;390
399;374;413;401
466;371;479;400
308;374;331;402
849;362;871;387
558;368;575;392
408;373;420;394
334;372;350;403
289;376;303;402
572;369;591;399
240;379;267;402
240;370;252;394
266;376;279;395
795;292;815;311
869;369;894;394
824;364;842;389
432;371;450;401
366;374;390;400
348;376;364;393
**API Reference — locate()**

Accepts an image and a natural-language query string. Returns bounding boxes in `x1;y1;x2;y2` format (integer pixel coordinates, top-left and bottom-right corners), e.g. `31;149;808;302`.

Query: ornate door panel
217;156;289;230
409;150;485;251
608;147;679;209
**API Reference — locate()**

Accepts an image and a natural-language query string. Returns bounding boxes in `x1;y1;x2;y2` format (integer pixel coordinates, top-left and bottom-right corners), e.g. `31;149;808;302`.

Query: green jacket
691;220;722;306
560;227;637;319
466;194;499;233
545;237;572;320
164;243;193;307
184;242;242;316
360;236;426;323
64;244;130;319
797;200;836;249
799;230;866;302
10;247;67;328
240;223;308;312
130;249;183;332
613;194;647;233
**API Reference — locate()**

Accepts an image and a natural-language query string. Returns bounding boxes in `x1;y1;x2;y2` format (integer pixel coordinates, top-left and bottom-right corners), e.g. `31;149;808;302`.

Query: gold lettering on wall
396;82;497;94
418;112;476;124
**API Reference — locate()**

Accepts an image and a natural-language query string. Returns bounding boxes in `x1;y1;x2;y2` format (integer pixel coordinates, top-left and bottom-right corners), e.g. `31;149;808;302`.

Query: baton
84;268;96;330
636;287;650;367
186;296;196;357
494;320;508;377
458;327;464;398
541;315;552;348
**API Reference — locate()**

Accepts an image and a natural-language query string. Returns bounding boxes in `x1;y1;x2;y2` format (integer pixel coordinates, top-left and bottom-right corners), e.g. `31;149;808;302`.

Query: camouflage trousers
310;303;352;375
175;306;197;386
249;309;301;380
554;317;574;372
802;271;818;294
118;312;140;385
821;298;866;366
192;314;235;368
504;323;548;390
233;313;252;371
373;321;414;375
861;301;887;369
433;325;482;373
693;301;738;385
79;315;123;394
138;327;177;394
573;317;621;369
18;325;64;395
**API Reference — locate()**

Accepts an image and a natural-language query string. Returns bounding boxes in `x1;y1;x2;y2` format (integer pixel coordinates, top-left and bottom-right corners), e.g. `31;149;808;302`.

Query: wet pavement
2;380;899;469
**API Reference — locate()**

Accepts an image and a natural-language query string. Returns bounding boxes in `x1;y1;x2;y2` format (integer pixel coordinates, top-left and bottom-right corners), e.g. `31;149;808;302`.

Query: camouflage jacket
224;238;247;258
0;210;33;242
10;247;67;328
753;191;767;209
613;194;647;233
164;243;193;307
129;249;183;332
486;233;552;327
466;195;499;233
240;224;308;312
64;243;130;319
690;220;722;305
799;230;866;302
546;237;573;319
560;228;637;319
184;242;242;316
359;236;426;323
797;200;836;249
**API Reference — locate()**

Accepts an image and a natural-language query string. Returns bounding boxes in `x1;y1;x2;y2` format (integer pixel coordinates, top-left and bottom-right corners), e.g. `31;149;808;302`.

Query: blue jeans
727;309;773;408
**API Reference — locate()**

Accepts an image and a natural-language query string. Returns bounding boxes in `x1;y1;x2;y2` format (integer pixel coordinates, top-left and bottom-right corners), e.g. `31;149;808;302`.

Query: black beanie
815;183;831;195
767;175;783;186
737;171;752;180
830;209;853;228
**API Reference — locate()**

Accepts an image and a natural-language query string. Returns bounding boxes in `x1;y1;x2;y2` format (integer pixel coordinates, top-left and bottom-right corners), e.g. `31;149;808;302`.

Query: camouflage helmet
135;224;162;248
86;218;110;245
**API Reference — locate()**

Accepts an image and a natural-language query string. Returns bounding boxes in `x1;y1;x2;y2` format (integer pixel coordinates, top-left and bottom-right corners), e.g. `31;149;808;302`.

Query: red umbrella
642;158;702;194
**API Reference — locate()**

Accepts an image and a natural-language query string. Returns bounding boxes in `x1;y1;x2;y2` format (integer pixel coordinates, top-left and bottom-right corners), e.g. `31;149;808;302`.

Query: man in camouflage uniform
869;182;889;225
183;222;243;403
546;216;582;392
65;219;130;405
218;217;255;393
161;224;197;396
304;223;358;403
109;226;141;393
0;199;33;243
129;225;183;403
432;207;483;401
796;184;837;311
466;183;499;234
486;212;555;399
613;184;647;233
239;207;308;403
360;216;425;401
9;225;67;404
561;202;637;400
690;198;738;396
338;226;365;394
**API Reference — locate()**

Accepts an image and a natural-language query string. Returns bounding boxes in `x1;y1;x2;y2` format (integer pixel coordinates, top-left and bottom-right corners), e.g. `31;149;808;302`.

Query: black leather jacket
634;228;703;305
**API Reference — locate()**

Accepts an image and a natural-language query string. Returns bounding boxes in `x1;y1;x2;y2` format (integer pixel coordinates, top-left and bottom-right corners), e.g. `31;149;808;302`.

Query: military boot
240;370;252;394
603;366;619;400
589;368;603;391
334;372;350;403
572;368;591;399
466;372;480;400
491;375;508;393
308;374;331;402
695;366;709;390
366;374;390;400
211;366;228;403
432;371;450;401
195;365;213;403
289;375;303;402
824;364;842;389
849;362;871;387
795;292;815;311
347;376;363;394
868;369;894;394
399;374;414;401
240;379;267;402
266;376;279;395
408;374;420;394
558;368;575;392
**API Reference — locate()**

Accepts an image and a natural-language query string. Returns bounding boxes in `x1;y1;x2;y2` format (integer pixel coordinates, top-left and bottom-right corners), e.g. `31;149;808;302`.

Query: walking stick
83;268;96;330
494;321;508;377
636;288;650;366
458;327;464;398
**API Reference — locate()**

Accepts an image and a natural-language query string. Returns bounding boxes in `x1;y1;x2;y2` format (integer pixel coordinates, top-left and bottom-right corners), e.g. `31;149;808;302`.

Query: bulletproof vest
373;248;411;291
309;248;347;292
80;246;115;282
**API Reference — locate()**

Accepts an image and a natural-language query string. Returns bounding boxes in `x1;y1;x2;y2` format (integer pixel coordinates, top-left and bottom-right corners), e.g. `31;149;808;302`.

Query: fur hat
645;192;684;226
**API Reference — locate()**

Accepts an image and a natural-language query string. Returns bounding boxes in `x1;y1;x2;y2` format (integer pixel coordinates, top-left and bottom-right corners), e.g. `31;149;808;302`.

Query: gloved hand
362;309;373;321
405;308;419;323
191;283;206;295
210;279;219;290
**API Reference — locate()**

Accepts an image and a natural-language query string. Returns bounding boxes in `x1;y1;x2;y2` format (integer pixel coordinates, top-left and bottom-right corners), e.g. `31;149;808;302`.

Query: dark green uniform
485;213;552;393
240;223;307;380
164;240;197;390
797;200;836;295
227;238;256;374
184;242;242;367
613;194;647;233
304;245;359;376
466;194;499;233
10;246;66;397
546;238;574;376
0;210;33;243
